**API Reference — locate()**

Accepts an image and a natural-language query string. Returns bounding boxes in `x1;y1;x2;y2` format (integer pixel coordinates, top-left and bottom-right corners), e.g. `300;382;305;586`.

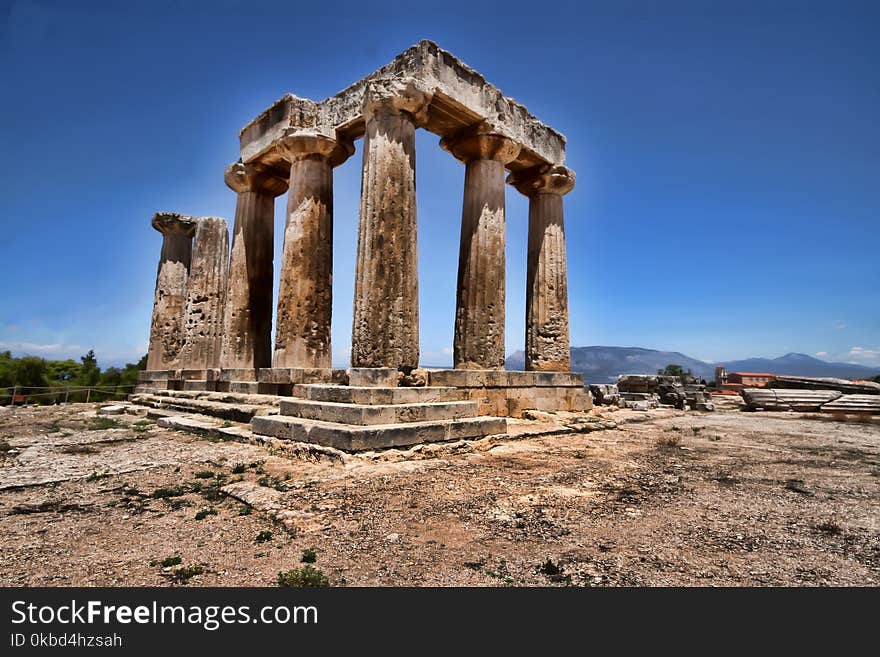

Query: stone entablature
238;40;566;181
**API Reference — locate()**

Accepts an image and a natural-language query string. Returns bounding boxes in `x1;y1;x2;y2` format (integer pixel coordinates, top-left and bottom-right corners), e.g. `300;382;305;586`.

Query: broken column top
238;40;568;177
151;212;198;236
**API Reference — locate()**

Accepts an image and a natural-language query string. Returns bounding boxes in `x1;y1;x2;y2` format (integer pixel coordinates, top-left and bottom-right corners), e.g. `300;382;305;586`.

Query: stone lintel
239;40;566;172
217;368;259;383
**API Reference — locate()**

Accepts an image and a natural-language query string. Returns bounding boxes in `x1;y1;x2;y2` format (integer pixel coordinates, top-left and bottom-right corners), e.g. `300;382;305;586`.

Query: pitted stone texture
256;367;348;396
147;212;197;371
239;41;566;172
181;217;228;370
220;163;285;370
274;153;334;369
351;104;419;370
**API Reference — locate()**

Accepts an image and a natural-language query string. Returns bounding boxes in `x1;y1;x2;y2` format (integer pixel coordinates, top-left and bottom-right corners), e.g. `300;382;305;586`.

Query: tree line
0;350;146;405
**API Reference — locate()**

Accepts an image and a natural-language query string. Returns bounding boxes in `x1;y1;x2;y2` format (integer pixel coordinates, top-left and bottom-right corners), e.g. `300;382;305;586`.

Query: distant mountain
506;346;715;383
717;352;880;380
505;347;880;384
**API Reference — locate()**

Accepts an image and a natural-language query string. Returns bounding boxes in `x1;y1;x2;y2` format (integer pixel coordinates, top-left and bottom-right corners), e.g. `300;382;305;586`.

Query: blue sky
1;0;878;368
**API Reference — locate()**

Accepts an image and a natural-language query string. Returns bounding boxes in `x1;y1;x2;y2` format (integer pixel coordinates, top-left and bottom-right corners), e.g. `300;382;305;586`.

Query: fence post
64;387;69;404
86;388;91;403
11;385;17;407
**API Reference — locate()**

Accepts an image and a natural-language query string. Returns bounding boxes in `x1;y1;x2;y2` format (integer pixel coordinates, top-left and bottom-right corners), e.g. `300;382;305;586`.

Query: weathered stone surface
589;384;619;406
292;384;463;405
426;369;583;388
274;134;352;369
351;97;420;370
509;166;575;372
239;41;566;173
349;367;399;387
279;399;478;425
220;163;286;370
180;217;228;370
252;414;506;452
147;212;197;371
443;124;519;370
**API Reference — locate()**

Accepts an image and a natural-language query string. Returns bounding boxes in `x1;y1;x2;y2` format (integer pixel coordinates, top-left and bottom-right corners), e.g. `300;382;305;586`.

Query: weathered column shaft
147;213;197;371
351;103;420;370
274;146;336;369
510;165;575;372
220;164;286;370
181;217;229;370
444;127;520;370
526;192;570;371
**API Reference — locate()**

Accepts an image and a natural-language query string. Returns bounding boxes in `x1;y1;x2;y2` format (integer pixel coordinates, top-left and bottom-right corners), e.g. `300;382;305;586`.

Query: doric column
180;216;229;370
509;165;576;372
147;212;197;371
442;124;520;370
273;132;353;369
220;163;287;370
351;84;429;371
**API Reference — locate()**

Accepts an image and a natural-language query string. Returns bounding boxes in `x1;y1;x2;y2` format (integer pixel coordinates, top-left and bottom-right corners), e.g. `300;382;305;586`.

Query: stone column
220;163;287;371
510;166;576;372
351;87;427;371
273;133;353;369
180;216;229;370
147;212;197;371
442;124;520;370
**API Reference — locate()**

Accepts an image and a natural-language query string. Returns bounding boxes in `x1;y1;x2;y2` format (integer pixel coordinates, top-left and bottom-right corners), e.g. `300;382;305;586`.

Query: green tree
657;363;693;384
77;349;100;387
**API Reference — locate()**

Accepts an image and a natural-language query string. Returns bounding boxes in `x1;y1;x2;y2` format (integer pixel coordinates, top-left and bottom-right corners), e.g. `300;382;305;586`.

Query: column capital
508;164;575;197
151;211;197;237
278;129;355;168
440;123;521;164
224;162;288;197
362;77;432;126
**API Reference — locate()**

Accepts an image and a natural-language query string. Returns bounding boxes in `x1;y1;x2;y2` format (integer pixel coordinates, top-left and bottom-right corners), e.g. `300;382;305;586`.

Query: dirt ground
0;401;877;586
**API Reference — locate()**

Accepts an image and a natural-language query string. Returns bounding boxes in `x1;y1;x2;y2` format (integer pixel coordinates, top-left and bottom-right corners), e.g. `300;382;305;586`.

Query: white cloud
0;341;82;356
834;321;847;331
846;346;880;365
815;351;828;358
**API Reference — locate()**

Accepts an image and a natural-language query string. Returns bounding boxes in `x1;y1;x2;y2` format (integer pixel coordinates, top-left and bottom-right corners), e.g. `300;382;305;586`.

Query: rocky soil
0;402;877;586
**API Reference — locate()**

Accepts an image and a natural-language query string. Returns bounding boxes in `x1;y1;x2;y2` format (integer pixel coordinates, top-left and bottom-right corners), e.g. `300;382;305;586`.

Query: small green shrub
276;565;329;588
194;470;214;479
194;508;217;521
255;530;273;543
300;548;317;564
160;555;182;567
171;564;204;583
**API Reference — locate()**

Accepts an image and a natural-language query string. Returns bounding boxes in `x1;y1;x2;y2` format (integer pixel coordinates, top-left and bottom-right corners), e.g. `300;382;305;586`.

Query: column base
426;369;590;418
348;368;399;388
257;367;348;395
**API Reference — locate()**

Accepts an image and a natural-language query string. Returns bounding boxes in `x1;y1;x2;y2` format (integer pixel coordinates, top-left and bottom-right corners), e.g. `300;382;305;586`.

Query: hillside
505;347;880;384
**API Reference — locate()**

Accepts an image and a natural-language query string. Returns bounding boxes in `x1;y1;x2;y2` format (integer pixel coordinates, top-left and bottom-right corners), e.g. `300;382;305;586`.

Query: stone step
252;414;507;452
130;389;285;407
279;398;478;425
291;384;464;405
128;393;277;423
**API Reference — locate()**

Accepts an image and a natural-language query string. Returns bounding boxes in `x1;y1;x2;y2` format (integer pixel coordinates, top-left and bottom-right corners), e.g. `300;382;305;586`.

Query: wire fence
0;384;139;406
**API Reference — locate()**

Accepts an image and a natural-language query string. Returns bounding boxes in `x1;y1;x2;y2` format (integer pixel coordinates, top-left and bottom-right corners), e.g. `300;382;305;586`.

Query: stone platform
425;369;590;418
252;384;506;452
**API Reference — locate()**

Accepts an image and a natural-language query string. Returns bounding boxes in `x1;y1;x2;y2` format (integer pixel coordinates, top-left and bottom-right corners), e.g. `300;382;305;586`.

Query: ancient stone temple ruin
136;40;590;451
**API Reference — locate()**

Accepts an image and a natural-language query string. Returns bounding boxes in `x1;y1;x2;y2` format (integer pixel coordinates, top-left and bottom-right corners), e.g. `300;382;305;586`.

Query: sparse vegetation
160;555;182;567
88;416;121;431
276;565;329;588
194;508;217;520
151;485;187;499
657;433;681;448
171;564;204;584
194;470;214;479
256;530;273;543
231;463;246;475
301;548;317;564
